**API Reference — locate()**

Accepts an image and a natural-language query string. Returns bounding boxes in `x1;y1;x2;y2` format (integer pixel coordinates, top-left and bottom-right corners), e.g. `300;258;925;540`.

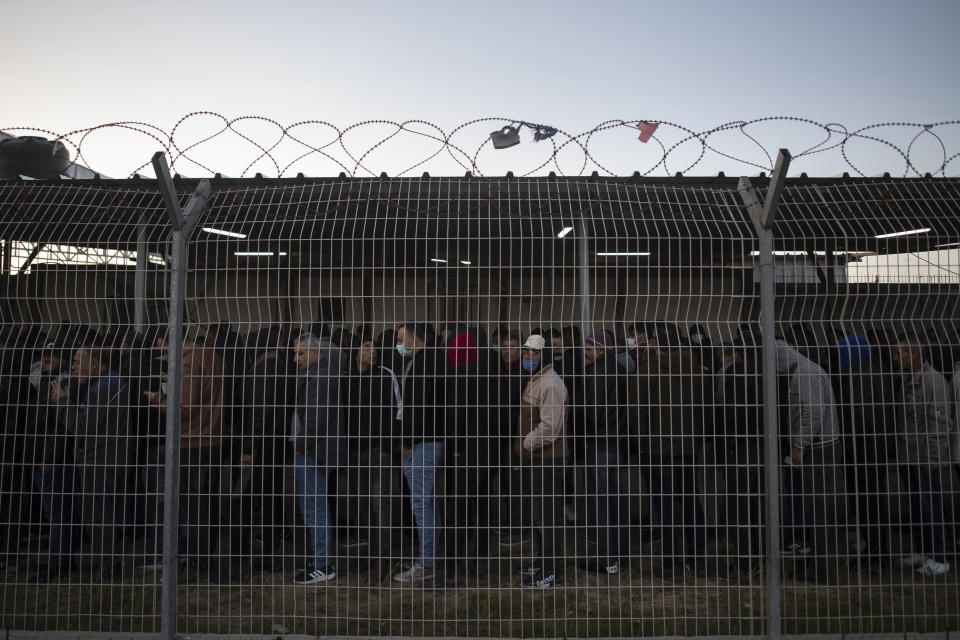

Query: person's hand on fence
790;449;804;466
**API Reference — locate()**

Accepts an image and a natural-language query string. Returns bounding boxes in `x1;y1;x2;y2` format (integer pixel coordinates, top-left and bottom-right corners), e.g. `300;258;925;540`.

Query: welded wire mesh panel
771;179;960;635
0;182;171;633
0;175;958;639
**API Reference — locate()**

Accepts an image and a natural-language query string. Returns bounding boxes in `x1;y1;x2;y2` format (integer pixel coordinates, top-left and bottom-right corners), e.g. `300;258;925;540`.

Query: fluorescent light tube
557;227;574;238
235;251;287;257
874;228;930;239
203;227;247;239
596;252;651;256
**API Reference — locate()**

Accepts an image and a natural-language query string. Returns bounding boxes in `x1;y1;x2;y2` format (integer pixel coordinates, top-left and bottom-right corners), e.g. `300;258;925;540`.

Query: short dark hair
546;328;563;340
399;323;434;344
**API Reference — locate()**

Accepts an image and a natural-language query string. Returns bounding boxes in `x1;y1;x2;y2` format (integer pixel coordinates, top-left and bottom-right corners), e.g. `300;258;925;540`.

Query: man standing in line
290;332;345;584
144;332;225;582
775;336;844;584
392;323;447;584
580;331;629;576
631;324;708;582
510;334;569;588
893;333;953;577
52;345;132;581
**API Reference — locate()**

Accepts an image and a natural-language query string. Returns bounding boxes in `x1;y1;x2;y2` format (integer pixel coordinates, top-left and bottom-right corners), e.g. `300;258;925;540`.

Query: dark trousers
784;441;842;570
508;460;566;576
33;466;76;568
899;465;947;563
225;437;290;567
647;455;706;565
76;457;130;568
442;453;496;564
722;440;764;570
358;447;399;560
584;444;628;564
146;444;222;561
846;435;890;558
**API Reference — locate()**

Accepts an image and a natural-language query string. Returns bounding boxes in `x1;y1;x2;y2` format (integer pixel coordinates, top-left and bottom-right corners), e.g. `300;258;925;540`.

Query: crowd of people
0;318;957;588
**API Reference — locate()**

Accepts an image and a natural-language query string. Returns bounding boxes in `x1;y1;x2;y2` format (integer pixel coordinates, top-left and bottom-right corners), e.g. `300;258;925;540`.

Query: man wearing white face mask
392;323;447;584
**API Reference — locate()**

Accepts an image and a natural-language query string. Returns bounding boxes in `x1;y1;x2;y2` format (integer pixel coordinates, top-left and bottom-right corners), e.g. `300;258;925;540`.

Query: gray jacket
897;362;954;465
295;356;346;467
58;372;131;464
775;340;840;450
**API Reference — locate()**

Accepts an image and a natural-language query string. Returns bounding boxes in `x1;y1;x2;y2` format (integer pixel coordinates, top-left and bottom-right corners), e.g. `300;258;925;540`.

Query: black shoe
293;564;336;584
498;532;530;547
580;560;620;575
518;563;540;577
337;531;368;549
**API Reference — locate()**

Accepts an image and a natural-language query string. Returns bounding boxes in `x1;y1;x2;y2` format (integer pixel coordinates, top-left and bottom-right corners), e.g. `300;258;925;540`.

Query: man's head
292;333;324;371
72;346;107;383
521;334;548;373
357;338;379;369
893;332;925;373
500;331;522;366
40;342;68;373
546;328;564;353
396;324;430;357
584;331;615;365
626;322;653;352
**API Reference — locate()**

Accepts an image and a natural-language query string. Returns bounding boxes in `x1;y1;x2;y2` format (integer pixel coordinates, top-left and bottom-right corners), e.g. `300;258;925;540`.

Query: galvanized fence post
739;149;791;640
151;152;212;640
577;222;593;339
134;214;149;333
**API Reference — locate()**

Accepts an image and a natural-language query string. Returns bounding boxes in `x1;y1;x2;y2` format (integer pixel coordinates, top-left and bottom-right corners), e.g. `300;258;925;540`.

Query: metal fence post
577;222;592;338
151;152;212;640
738;149;791;640
135;215;148;332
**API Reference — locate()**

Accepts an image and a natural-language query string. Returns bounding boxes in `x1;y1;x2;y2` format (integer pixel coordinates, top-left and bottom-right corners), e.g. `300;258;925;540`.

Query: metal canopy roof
0;175;957;269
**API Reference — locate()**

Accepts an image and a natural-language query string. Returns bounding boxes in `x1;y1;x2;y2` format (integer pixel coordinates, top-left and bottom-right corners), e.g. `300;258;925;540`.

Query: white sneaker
782;542;811;556
392;560;434;583
901;553;929;567
917;559;950;576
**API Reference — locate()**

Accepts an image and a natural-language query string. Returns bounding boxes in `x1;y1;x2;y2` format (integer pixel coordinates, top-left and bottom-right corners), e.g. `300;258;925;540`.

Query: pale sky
2;0;958;178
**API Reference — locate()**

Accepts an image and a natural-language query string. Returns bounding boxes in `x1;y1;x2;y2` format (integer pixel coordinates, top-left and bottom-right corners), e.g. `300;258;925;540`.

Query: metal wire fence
0;158;958;639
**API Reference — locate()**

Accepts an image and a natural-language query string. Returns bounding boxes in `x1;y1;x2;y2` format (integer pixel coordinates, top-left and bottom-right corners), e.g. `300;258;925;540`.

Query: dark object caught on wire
490;126;521;149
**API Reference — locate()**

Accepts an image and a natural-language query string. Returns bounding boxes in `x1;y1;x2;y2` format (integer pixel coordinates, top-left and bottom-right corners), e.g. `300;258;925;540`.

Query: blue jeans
33;467;75;568
402;442;444;568
294;454;333;568
899;465;947;563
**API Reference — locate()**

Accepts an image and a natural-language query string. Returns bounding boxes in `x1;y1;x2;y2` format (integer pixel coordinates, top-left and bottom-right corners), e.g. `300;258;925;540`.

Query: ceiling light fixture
874;228;930;239
203;227;247;239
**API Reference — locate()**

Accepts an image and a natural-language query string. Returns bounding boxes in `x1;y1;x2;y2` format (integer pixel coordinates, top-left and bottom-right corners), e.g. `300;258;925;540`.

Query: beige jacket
518;364;569;460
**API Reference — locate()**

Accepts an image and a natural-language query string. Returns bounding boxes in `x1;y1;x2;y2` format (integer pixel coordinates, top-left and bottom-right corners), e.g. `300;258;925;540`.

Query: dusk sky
2;0;958;178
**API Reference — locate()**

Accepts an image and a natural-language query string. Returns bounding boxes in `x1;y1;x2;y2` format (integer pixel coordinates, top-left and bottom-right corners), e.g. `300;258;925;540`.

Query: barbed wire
3;113;958;179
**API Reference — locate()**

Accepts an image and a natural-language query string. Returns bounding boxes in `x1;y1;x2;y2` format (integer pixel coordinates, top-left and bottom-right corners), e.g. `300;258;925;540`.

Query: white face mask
690;334;703;345
625;338;638;348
